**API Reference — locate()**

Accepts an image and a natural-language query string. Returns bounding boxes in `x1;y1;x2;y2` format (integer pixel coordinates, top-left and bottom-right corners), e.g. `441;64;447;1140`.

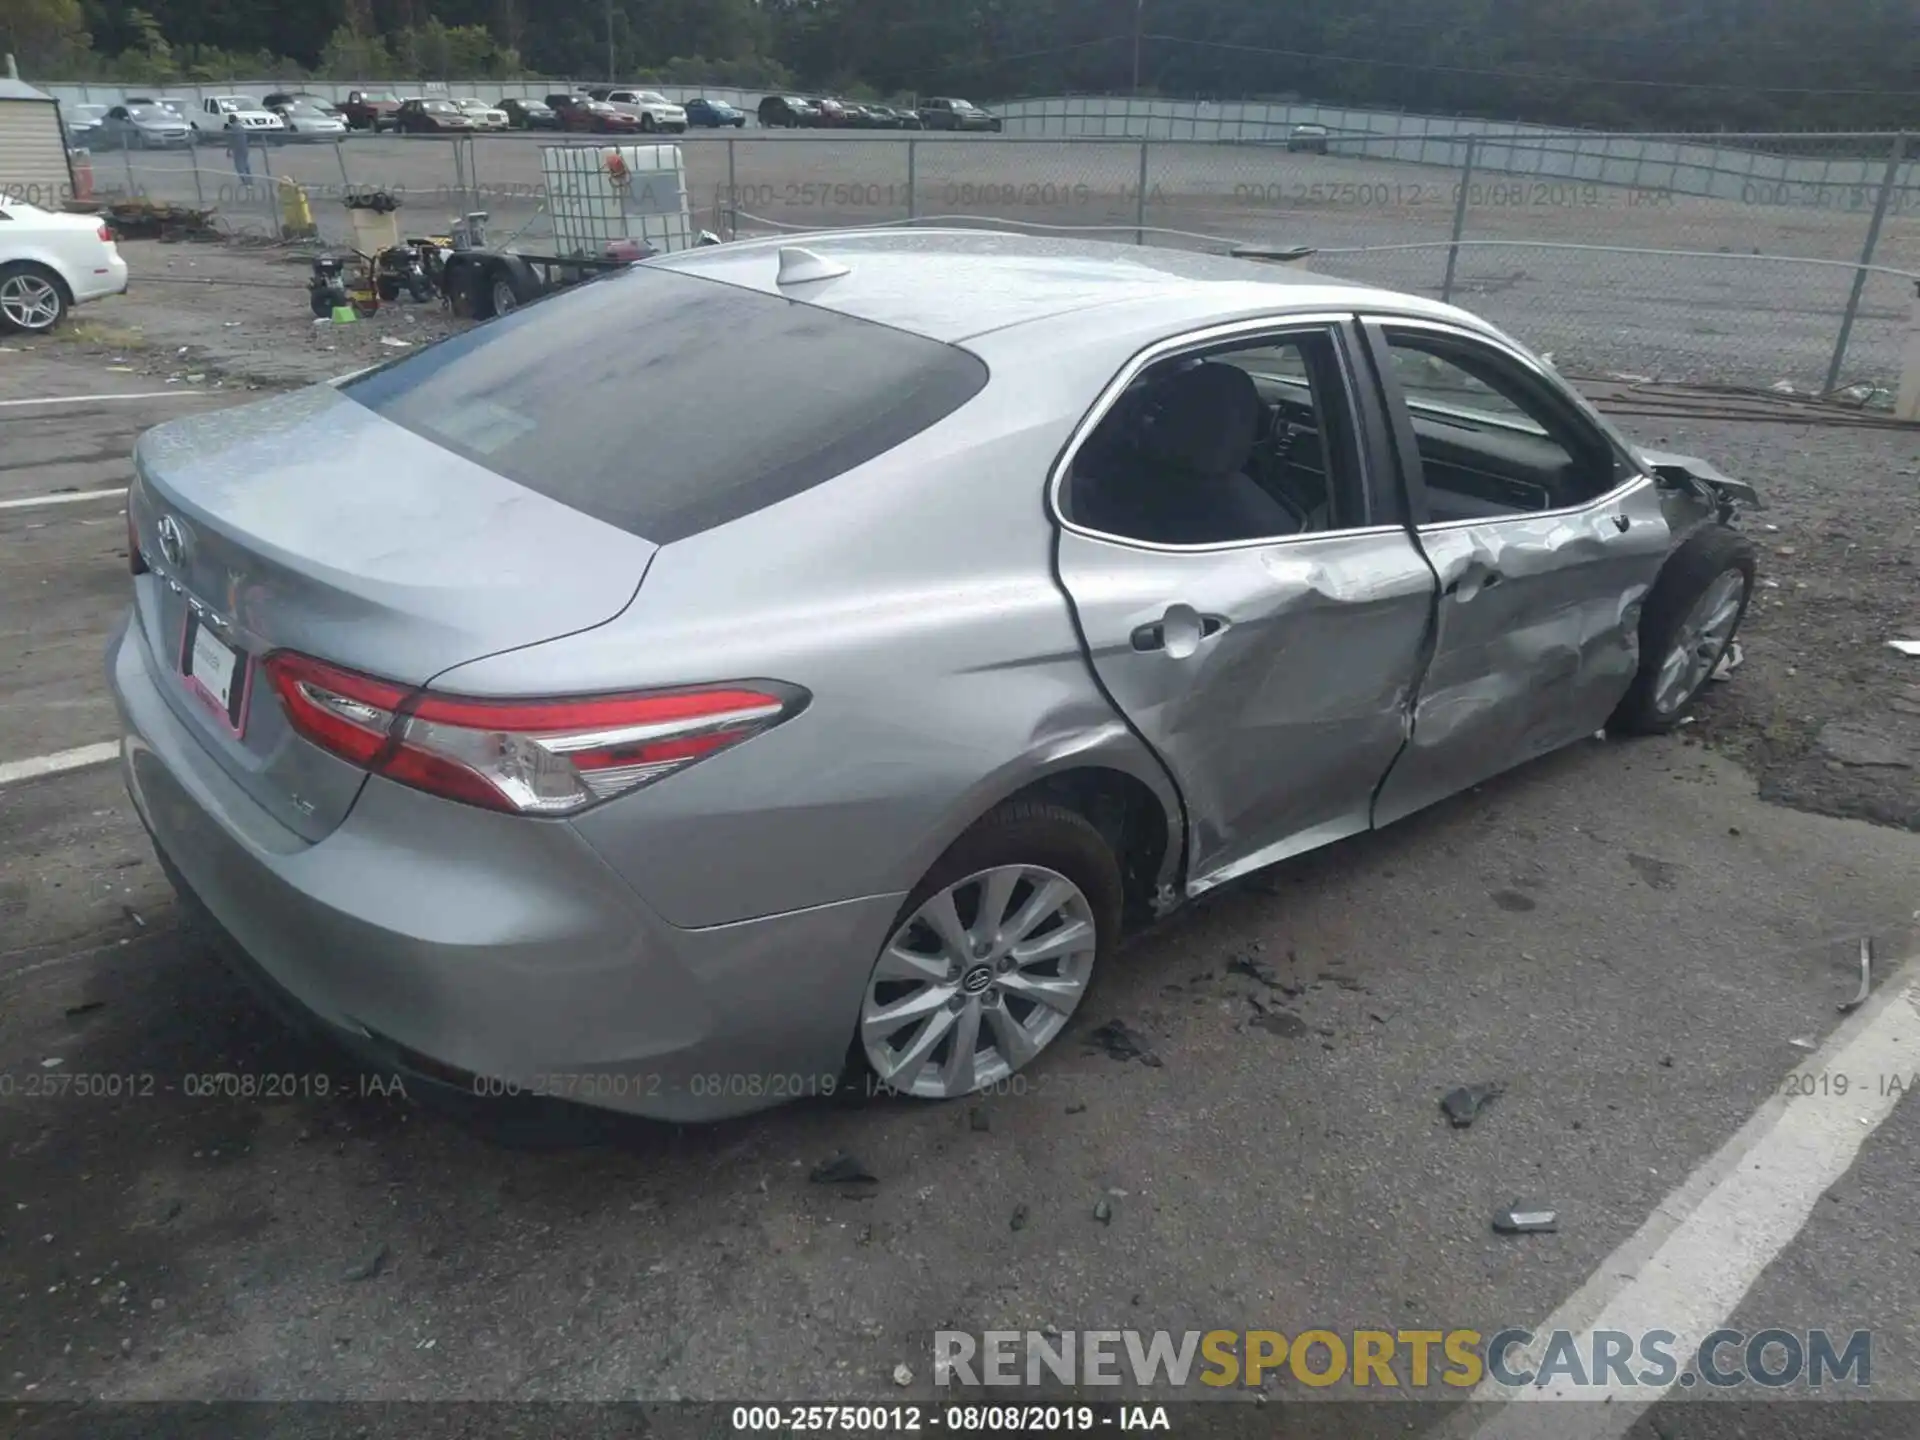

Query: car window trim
1358;315;1650;532
1047;312;1404;556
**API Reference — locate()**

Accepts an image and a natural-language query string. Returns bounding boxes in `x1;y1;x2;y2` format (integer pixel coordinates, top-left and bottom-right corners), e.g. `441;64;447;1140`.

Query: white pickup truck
189;95;286;143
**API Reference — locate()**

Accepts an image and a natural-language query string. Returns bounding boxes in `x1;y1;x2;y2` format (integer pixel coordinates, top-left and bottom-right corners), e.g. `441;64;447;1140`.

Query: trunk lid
128;383;657;841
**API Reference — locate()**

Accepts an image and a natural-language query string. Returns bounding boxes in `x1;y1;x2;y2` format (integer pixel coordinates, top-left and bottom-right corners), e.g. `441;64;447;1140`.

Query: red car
545;94;643;134
339;89;401;132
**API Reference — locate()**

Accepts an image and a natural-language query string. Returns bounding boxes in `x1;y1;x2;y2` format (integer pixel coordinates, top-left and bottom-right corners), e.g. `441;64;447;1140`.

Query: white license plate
183;617;247;731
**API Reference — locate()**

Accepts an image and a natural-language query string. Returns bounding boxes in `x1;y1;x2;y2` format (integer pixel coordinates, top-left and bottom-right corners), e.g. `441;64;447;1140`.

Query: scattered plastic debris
893;1363;913;1387
1889;640;1920;657
1709;640;1744;682
1492;1202;1559;1235
380;337;411;348
1769;380;1796;394
1085;1020;1162;1067
1227;954;1281;987
1092;1198;1114;1225
40;1057;63;1070
1440;1081;1504;1128
1788;1036;1817;1050
809;1154;877;1186
1838;938;1872;1014
342;1243;388;1281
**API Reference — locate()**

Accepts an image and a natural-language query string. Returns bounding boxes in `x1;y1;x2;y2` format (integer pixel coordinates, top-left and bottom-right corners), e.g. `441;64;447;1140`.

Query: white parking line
0;391;201;409
0;742;121;787
1458;954;1920;1439
0;488;126;512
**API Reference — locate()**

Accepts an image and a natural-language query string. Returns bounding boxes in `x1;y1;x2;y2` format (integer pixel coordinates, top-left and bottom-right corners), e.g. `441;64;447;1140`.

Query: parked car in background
0;192;127;333
268;98;349;141
811;97;851;127
190;96;286;143
393;98;477;134
339;90;402;132
756;95;821;128
453;98;510;131
62;103;107;147
918;97;1001;132
588;89;688;133
685;97;745;129
1288;123;1331;154
96;102;194;149
109;230;1762;1123
869;105;922;130
546;95;643;134
839;102;889;128
263;92;344;119
499;98;559;130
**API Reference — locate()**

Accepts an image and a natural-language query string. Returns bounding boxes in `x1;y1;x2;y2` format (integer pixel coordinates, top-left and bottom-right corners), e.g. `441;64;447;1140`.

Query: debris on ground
1838;938;1872;1014
1010;1204;1029;1231
893;1363;913;1387
342;1243;388;1282
379;337;411;348
1709;640;1744;682
1249;1007;1308;1038
1085;1020;1163;1067
104;198;221;241
1492;1202;1559;1235
1065;1101;1087;1115
1092;1198;1114;1225
1887;640;1920;657
62;1001;104;1018
968;1107;989;1133
1440;1081;1504;1128
809;1154;878;1186
1227;954;1281;987
1789;1036;1817;1050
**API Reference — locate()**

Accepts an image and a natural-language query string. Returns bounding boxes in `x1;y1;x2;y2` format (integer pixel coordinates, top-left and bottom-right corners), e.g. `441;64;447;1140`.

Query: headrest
1138;362;1261;476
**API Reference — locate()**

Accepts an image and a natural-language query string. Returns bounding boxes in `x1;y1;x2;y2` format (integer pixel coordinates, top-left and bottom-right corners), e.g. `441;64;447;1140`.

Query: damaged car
112;231;1757;1125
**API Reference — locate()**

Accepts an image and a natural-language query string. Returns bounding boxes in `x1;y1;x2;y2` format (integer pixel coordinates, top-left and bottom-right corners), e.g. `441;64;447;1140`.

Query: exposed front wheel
1609;524;1756;734
855;801;1120;1100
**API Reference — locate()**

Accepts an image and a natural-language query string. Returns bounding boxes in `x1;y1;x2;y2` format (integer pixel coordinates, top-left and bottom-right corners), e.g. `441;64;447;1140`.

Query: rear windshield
342;265;988;544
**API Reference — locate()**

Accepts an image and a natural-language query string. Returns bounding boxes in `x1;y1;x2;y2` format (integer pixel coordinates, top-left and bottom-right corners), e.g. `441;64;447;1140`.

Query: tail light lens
97;223;114;243
264;651;801;815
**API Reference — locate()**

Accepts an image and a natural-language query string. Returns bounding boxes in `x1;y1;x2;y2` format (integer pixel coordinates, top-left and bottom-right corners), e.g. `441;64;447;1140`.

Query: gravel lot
103;131;1920;389
2;242;1918;1431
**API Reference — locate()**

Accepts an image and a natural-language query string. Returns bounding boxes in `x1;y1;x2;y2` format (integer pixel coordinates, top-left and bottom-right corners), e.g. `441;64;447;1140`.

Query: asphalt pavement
3;271;1919;1433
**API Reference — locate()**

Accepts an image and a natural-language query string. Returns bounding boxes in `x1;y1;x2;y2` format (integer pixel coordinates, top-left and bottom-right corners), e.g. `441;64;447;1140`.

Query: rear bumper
74;252;129;305
107;611;901;1122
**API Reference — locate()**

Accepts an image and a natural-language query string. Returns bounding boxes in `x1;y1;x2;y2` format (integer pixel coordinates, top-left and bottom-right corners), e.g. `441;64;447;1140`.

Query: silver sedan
111;231;1759;1123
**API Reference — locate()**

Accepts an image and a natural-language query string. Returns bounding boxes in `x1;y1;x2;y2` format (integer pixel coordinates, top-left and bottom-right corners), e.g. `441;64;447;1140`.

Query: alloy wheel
861;864;1097;1098
1652;567;1746;714
0;273;63;332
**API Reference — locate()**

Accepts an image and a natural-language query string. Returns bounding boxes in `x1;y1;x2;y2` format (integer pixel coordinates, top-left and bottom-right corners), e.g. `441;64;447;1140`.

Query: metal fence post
1441;137;1477;303
121;145;137;197
1135;140;1149;244
906;138;917;220
191;151;206;209
1824;133;1908;395
726;135;737;237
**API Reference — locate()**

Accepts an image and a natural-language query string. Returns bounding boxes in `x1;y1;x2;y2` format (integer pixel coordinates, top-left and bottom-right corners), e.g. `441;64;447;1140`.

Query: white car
63;103;108;146
191;95;287;143
0;192;129;333
452;98;509;130
595;89;688;132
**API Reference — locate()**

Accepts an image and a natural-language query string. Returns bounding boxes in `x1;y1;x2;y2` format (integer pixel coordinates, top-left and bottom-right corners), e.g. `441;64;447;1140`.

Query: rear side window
343;266;988;544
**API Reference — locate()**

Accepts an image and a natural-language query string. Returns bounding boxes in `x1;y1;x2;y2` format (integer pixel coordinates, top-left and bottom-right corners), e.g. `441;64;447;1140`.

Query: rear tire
850;800;1121;1102
1608;524;1756;735
0;262;69;333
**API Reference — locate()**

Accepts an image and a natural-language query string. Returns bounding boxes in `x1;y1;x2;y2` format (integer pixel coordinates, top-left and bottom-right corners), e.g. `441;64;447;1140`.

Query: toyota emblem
156;514;188;568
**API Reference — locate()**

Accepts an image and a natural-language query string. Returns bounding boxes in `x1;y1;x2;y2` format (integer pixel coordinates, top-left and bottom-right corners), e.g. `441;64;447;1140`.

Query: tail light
125;489;147;574
263;651;802;815
97;223;114;243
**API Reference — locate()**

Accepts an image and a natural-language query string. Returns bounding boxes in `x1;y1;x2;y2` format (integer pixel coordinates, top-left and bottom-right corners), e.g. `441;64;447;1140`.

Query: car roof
648;228;1483;345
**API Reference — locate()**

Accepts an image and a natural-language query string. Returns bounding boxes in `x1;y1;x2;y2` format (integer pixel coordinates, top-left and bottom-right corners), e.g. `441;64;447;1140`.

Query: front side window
1382;330;1626;521
1064;328;1367;546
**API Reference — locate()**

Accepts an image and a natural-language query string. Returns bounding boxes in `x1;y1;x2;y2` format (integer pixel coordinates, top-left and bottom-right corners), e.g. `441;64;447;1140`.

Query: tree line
8;0;1919;132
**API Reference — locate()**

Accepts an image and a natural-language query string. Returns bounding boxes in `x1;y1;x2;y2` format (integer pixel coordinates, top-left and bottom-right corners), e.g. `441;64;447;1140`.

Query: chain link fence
81;129;1918;398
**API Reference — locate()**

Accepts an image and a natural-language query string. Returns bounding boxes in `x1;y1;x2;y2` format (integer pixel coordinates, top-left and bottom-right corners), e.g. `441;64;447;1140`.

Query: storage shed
0;77;76;208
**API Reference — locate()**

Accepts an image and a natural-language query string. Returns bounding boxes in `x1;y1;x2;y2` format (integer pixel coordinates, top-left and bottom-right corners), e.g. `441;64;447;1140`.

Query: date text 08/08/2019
730;1406;1169;1432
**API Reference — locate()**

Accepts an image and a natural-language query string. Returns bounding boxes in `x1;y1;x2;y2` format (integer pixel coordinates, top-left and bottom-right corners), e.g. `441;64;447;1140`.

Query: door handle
1444;565;1504;601
1131;604;1227;656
